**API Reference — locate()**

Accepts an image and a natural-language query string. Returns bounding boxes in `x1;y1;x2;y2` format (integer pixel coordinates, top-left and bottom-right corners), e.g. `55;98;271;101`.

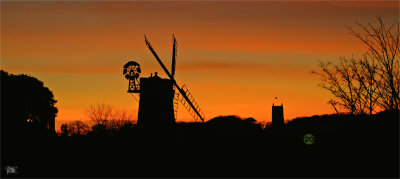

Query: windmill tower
123;35;205;129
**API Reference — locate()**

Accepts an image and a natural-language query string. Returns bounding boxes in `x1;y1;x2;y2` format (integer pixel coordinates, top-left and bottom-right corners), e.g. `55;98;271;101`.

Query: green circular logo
303;133;315;145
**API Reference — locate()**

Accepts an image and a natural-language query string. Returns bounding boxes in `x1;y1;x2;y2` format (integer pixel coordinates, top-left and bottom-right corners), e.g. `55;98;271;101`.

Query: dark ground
1;110;399;178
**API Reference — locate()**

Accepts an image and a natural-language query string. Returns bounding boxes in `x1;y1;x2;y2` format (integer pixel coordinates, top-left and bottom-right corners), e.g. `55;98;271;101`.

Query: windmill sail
179;85;205;121
171;35;178;118
144;35;205;122
171;35;177;78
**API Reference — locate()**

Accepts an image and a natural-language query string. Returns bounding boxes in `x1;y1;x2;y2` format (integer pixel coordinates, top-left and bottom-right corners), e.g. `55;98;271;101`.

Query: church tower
272;103;284;128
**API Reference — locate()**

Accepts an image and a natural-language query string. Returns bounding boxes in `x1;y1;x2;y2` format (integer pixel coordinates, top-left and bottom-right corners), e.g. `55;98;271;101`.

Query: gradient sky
1;1;398;130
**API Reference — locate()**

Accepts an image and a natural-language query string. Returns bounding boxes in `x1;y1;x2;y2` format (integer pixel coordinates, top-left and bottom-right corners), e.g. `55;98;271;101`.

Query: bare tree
108;109;136;131
313;57;365;115
347;16;400;110
69;120;90;135
355;54;380;114
59;121;90;136
60;124;69;136
86;103;113;134
86;103;137;134
86;103;113;127
314;17;399;115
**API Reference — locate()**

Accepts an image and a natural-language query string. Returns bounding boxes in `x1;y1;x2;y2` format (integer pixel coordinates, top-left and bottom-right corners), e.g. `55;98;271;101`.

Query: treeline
60;103;136;136
3;111;397;178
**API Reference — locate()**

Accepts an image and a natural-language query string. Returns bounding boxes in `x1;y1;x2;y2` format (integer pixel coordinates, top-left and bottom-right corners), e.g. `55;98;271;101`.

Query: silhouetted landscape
1;70;399;178
1;2;400;178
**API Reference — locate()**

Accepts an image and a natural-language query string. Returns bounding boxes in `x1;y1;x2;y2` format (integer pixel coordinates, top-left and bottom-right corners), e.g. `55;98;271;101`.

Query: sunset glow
1;1;398;130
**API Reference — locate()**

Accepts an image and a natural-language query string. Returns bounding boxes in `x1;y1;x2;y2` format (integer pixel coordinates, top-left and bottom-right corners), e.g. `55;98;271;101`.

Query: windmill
123;35;205;128
144;35;205;122
123;61;141;93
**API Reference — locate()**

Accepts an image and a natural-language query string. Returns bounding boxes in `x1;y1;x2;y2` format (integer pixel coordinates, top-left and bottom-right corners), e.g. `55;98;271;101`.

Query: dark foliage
1;111;398;178
1;70;58;178
1;70;58;132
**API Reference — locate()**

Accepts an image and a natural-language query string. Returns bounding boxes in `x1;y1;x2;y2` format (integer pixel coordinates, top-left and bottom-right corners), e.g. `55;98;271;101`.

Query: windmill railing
173;86;179;120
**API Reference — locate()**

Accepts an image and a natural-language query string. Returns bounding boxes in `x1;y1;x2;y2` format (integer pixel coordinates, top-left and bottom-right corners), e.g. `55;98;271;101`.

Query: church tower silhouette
272;99;284;128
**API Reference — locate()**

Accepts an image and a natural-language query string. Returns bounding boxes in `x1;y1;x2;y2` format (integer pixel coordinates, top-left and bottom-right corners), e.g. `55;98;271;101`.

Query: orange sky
1;1;398;130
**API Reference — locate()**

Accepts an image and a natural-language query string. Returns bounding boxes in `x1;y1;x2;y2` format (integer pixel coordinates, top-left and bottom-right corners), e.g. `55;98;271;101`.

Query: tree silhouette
1;70;58;177
60;123;69;136
71;120;90;135
347;16;400;110
313;57;366;115
313;17;400;114
85;103;136;135
1;70;58;136
60;120;91;136
86;103;112;126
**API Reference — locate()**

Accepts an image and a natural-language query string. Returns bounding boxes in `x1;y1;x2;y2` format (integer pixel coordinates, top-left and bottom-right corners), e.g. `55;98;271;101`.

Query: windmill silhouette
123;35;205;128
144;35;205;122
123;61;141;93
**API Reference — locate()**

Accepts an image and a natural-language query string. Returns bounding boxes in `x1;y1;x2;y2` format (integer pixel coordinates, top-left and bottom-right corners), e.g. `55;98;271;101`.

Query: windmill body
137;74;175;128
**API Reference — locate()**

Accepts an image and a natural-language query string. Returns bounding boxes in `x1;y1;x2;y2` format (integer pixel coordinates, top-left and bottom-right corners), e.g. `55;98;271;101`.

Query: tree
70;121;90;136
355;54;380;114
313;57;366;115
347;16;400;110
86;103;136;134
60;124;69;136
60;121;90;136
86;103;112;127
314;17;400;114
1;70;58;136
108;108;136;131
